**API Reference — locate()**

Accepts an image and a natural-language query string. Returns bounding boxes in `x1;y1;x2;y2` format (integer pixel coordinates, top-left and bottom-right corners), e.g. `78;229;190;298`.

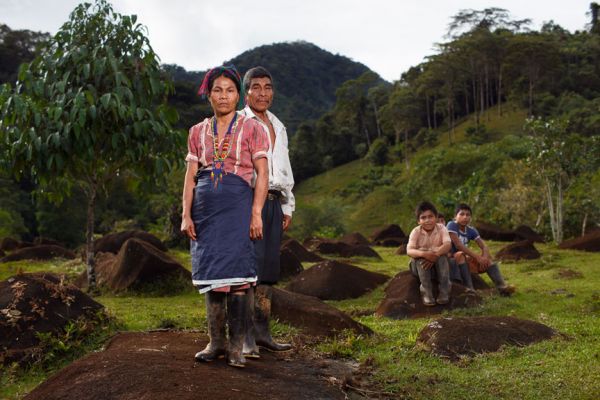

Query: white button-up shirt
242;106;295;217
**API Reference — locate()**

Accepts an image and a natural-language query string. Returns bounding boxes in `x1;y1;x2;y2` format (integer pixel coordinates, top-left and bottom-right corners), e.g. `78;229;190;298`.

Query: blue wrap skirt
190;171;257;293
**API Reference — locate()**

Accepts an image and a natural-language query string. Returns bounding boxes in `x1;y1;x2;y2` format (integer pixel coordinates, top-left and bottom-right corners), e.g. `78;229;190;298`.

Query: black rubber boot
227;292;248;368
195;291;227;362
242;286;260;359
254;285;292;352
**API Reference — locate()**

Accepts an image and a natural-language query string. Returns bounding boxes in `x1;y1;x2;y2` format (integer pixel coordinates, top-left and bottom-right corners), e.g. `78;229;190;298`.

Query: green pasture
1;243;599;399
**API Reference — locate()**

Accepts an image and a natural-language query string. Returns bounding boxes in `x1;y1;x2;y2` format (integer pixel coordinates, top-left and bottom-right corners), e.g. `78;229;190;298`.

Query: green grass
1;243;599;399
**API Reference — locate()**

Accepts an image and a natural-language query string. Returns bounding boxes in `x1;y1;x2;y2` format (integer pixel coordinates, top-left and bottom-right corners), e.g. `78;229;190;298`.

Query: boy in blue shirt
447;203;515;296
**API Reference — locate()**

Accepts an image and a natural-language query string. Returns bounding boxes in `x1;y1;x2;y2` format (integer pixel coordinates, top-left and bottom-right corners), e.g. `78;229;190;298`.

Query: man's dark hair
243;66;273;93
415;201;438;219
455;203;472;216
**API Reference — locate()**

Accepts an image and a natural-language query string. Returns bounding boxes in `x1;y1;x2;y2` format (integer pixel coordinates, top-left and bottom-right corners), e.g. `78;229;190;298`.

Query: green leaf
111;133;118;149
89;105;97;120
100;93;111;108
83;63;90;79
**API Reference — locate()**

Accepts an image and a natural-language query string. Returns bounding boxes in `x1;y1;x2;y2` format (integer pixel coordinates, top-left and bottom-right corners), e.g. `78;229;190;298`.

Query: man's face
455;209;472;226
246;77;273;113
418;210;437;232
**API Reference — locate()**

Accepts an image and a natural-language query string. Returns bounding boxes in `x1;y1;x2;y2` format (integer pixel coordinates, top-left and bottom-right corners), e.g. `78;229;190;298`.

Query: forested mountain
165;41;382;133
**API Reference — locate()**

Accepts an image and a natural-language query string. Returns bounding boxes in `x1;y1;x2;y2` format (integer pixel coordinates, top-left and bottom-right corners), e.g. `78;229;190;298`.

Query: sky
0;0;593;81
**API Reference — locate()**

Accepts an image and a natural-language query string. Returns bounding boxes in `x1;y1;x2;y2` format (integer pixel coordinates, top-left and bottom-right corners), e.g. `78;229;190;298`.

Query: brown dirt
376;237;407;247
495;240;541;261
281;239;323;262
0;249;4;257
470;274;491;290
375;271;482;319
371;224;406;243
76;238;190;292
33;237;64;247
394;244;407;255
0;273;103;365
554;268;584;279
279;248;304;280
0;238;34;252
514;225;545;243
0;245;76;263
559;231;600;252
272;288;373;337
302;237;330;251
285;260;389;300
23;331;357;400
474;222;518;242
416;316;557;361
94;230;167;254
339;232;371;247
313;241;381;259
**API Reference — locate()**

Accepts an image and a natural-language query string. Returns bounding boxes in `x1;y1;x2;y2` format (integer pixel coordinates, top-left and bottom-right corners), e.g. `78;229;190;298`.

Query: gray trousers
449;258;505;289
409;256;450;295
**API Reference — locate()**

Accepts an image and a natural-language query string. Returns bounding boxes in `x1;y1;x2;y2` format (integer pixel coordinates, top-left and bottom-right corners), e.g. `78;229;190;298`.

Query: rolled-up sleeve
249;122;268;160
185;125;199;163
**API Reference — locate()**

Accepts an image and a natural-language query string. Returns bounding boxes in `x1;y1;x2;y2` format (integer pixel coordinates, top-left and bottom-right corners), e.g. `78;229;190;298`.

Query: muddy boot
416;262;436;306
486;264;515;296
436;256;451;305
195;291;227;362
242;286;260;359
254;285;292;352
226;292;248;368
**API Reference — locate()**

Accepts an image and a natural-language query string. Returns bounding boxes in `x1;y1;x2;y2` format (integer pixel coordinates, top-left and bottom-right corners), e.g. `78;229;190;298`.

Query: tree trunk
545;178;557;243
371;98;382;138
582;212;588;237
557;177;563;244
404;129;410;170
485;63;491;122
528;79;534;116
433;96;438;129
497;67;503;117
425;96;431;130
86;183;97;291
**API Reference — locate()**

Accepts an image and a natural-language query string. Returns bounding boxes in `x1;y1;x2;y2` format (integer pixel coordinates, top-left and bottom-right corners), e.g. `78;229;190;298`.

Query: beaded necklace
210;113;239;188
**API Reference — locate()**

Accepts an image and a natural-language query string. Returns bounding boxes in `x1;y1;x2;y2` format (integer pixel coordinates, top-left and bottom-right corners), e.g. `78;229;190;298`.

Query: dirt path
24;331;359;400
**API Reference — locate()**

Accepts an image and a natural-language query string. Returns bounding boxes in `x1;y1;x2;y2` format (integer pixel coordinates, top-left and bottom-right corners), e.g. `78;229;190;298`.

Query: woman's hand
250;213;263;240
181;215;196;240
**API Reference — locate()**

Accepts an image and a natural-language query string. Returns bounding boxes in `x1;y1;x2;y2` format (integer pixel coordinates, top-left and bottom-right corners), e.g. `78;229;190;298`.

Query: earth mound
417;316;557;361
285;260;389;300
281;239;323;262
495;240;541;261
514;225;545;243
77;238;190;292
279;248;304;279
558;231;600;252
272;288;373;337
313;241;381;259
470;274;492;290
339;232;371;247
375;271;482;319
371;224;406;244
376;237;407;247
33;237;64;247
23;331;352;400
474;222;518;242
0;245;76;263
0;249;4;257
94;230;167;254
0;273;103;365
0;238;34;252
395;244;407;255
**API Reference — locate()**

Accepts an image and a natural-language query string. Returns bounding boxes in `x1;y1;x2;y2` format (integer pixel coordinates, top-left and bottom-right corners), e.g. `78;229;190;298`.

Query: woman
181;65;268;368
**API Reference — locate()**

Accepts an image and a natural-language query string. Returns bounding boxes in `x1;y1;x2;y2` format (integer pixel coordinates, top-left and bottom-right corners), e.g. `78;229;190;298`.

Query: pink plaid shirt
185;113;268;186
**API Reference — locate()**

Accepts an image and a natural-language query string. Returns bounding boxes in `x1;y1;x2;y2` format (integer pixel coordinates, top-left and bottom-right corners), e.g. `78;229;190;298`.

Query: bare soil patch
559;231;600;252
24;331;358;400
0;273;103;365
0;245;76;263
272;288;373;337
280;248;304;279
554;268;584;279
416;316;557;361
375;271;482;319
514;225;545;243
0;238;34;252
93;230;167;254
475;222;518;242
281;239;323;262
371;224;406;244
339;232;371;247
313;241;381;259
285;260;389;300
495;240;541;261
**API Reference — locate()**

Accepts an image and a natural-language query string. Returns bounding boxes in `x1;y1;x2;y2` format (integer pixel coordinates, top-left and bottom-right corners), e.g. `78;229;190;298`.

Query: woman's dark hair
455;203;473;216
415;201;438;219
243;66;273;93
197;65;242;96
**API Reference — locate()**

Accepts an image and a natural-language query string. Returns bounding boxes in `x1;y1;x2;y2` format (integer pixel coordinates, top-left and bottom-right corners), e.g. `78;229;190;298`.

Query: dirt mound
554;268;583;279
416;316;557;361
559;231;600;252
395;244;407;255
73;252;118;288
375;271;482;319
339;232;371;247
514;225;545;243
24;331;352;400
33;237;64;247
94;230;167;254
302;236;329;251
470;274;491;290
0;249;4;257
77;238;190;292
272;288;373;337
377;237;407;247
0;273;103;365
313;241;381;259
0;238;34;252
0;245;76;263
285;260;389;300
475;222;518;242
279;248;304;279
496;240;541;261
371;224;406;243
281;239;323;262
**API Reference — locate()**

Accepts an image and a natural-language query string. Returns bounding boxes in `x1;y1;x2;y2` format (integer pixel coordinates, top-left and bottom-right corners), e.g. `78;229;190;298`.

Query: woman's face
209;75;239;116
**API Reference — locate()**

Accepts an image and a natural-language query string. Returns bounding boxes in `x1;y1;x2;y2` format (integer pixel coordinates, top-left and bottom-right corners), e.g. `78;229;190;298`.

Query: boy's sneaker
497;285;516;297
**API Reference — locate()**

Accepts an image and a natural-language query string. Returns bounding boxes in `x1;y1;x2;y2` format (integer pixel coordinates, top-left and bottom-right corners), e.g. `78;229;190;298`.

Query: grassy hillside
292;106;529;238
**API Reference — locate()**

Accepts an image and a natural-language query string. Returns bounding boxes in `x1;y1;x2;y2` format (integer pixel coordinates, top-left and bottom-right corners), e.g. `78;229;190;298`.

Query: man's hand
421;251;439;263
282;215;292;231
421;260;434;270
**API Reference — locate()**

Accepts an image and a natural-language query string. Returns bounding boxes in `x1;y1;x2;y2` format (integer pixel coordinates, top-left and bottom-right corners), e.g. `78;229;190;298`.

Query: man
240;66;294;358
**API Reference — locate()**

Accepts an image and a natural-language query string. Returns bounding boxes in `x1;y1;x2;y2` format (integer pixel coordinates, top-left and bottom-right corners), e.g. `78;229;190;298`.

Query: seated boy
406;201;452;306
446;203;515;296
